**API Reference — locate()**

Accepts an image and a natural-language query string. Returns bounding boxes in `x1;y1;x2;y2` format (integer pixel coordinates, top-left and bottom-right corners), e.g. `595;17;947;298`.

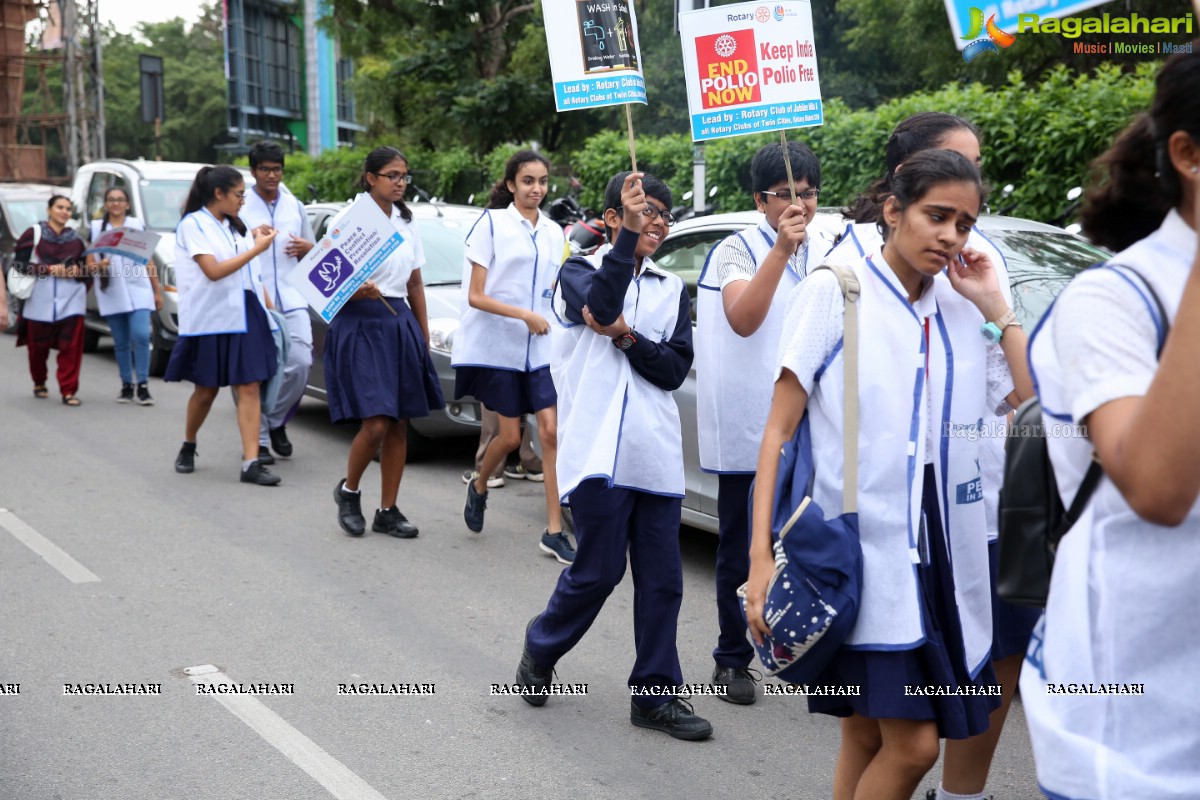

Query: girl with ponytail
453;150;573;563
166;164;282;486
1024;43;1200;799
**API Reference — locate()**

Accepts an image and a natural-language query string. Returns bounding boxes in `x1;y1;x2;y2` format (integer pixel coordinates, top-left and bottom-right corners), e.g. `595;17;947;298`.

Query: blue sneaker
464;480;488;533
539;530;576;564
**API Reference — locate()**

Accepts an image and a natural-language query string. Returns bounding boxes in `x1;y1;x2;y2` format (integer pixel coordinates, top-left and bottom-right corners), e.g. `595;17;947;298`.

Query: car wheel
82;326;101;352
148;314;172;377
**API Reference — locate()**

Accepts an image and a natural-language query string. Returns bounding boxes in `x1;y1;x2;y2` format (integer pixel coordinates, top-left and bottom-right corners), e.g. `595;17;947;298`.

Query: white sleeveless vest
803;255;993;675
1022;210;1200;800
696;219;805;473
90;217;154;316
551;245;685;499
454;205;564;372
240;184;309;312
22;226;87;323
175;209;271;336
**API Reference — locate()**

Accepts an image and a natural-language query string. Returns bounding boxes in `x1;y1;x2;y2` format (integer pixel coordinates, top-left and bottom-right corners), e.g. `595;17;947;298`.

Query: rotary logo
755;6;770;23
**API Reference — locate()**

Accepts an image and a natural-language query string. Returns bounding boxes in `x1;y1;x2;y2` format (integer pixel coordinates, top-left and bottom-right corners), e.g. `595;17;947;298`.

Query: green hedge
259;62;1156;223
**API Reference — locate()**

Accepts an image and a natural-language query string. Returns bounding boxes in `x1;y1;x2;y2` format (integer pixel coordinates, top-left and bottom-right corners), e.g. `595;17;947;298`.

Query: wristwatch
613;330;638;351
980;309;1020;344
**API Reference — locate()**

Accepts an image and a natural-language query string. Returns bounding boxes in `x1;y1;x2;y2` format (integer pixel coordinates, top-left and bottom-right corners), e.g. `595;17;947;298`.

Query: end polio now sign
544;1;647;112
679;1;823;142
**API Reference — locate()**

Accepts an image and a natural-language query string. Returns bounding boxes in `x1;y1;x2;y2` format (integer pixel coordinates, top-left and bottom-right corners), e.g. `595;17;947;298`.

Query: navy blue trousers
713;473;755;668
526;478;684;709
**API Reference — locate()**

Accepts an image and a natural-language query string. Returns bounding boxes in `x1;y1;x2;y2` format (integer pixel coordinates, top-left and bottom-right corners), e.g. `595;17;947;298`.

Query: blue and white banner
286;196;402;322
85;227;160;265
544;1;647;112
679;1;823;142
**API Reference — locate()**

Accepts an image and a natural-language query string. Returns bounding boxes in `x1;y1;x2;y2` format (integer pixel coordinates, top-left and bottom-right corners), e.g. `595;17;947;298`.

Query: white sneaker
461;469;504;489
504;464;545;482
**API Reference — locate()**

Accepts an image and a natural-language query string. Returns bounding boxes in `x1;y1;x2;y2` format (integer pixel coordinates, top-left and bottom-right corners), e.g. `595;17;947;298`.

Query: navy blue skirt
454;364;556;418
164;292;277;388
323;296;444;424
988;539;1040;660
806;464;1001;740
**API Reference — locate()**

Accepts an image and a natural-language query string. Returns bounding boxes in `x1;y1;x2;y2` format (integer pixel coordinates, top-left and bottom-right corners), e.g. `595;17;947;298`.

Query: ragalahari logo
309;250;349;298
961;7;1016;62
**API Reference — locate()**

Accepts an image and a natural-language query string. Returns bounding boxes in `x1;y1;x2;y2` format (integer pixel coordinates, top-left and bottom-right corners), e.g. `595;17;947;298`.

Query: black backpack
997;265;1169;608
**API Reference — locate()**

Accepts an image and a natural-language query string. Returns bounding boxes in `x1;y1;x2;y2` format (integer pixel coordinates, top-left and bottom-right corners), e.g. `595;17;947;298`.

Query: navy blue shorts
454;365;556;418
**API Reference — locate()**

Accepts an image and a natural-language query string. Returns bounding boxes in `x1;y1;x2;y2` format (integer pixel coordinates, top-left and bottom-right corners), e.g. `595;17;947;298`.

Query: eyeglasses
233;191;246;199
374;171;413;185
255;166;284;176
760;188;820;202
105;197;128;204
617;204;676;227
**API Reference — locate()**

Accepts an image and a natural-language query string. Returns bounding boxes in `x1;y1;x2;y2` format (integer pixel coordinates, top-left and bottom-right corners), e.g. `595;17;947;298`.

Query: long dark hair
100;187;132;231
358;146;412;222
847;112;982;224
878;150;986;242
488;150;551;210
183;165;248;235
1082;45;1200;251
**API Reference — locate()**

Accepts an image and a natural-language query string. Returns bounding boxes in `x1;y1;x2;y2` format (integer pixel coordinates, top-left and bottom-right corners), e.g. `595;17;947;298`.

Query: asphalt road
0;338;1041;800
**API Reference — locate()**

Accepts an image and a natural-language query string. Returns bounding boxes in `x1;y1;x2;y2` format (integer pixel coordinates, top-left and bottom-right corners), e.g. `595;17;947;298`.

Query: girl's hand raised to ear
947;247;1008;321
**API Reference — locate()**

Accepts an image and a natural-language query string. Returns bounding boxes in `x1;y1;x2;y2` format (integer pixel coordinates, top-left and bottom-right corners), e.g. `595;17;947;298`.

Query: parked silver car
303;200;484;443
72;159;253;375
650;210;1111;533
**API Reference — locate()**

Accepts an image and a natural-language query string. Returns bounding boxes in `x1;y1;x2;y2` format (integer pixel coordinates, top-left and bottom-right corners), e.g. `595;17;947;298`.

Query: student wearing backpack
1021;45;1200;800
695;141;833;704
827;111;1039;800
745;150;1033;800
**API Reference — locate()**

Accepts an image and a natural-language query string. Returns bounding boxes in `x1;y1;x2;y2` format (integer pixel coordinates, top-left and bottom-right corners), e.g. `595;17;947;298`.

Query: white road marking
185;665;390;800
0;508;100;583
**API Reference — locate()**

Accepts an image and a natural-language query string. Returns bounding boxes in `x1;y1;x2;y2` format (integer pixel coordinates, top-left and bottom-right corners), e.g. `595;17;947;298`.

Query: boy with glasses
241;141;316;463
515;171;711;740
695;141;833;704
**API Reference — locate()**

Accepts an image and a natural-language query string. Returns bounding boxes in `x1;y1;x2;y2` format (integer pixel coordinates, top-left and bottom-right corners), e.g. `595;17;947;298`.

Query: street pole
62;0;78;172
681;0;709;215
90;0;105;158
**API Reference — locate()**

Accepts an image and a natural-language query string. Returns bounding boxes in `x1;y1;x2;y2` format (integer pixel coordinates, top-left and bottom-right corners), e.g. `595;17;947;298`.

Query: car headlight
159;260;177;292
428;317;459;355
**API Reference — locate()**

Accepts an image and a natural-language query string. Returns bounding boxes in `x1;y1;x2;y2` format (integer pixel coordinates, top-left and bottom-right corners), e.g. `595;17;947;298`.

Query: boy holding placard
696;141;831;703
515;171;712;741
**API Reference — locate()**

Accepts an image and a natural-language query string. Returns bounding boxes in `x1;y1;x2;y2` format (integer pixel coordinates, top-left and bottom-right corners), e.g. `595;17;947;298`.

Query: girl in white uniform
455;151;570;560
166;165;281;486
745;150;1033;800
1022;45;1200;800
328;147;444;539
86;186;162;405
825;112;1037;800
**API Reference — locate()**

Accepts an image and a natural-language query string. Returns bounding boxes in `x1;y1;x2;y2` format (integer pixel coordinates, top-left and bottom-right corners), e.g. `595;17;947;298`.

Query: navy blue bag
739;263;863;684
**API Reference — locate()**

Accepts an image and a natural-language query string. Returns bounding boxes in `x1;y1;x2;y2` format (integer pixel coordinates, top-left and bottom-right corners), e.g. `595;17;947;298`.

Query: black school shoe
515;617;553;707
175;442;197;474
630;698;713;741
334;479;366;536
240;460;281;486
136;383;153;405
117;383;134;404
373;506;418;538
712;664;761;705
269;425;293;457
257;445;276;466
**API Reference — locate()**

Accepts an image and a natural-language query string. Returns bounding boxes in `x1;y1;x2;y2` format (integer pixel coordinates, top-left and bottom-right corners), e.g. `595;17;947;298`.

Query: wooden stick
780;130;797;205
625;104;638;174
379;297;398;316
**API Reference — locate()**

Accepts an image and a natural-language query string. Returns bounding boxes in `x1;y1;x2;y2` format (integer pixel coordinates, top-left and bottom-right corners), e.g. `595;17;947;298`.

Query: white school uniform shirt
550;245;686;500
21;226;88;323
1021;209;1199;800
174;209;272;336
696;218;808;473
776;252;1012;675
90;217;155;316
453;204;565;372
826;220;1013;539
239;183;312;313
331;194;424;299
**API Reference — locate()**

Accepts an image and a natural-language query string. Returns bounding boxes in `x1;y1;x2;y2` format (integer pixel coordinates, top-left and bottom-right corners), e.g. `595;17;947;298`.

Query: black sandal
33;385;48;399
62;395;81;407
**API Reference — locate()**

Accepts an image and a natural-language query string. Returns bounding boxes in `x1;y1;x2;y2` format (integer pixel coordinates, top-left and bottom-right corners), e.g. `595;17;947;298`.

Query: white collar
1155;208;1198;261
504;203;548;232
870;248;938;319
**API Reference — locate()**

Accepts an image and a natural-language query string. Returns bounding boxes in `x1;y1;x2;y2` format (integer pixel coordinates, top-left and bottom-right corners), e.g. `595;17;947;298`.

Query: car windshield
983;228;1109;328
7;199;48;236
139;179;194;231
419;214;472;285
